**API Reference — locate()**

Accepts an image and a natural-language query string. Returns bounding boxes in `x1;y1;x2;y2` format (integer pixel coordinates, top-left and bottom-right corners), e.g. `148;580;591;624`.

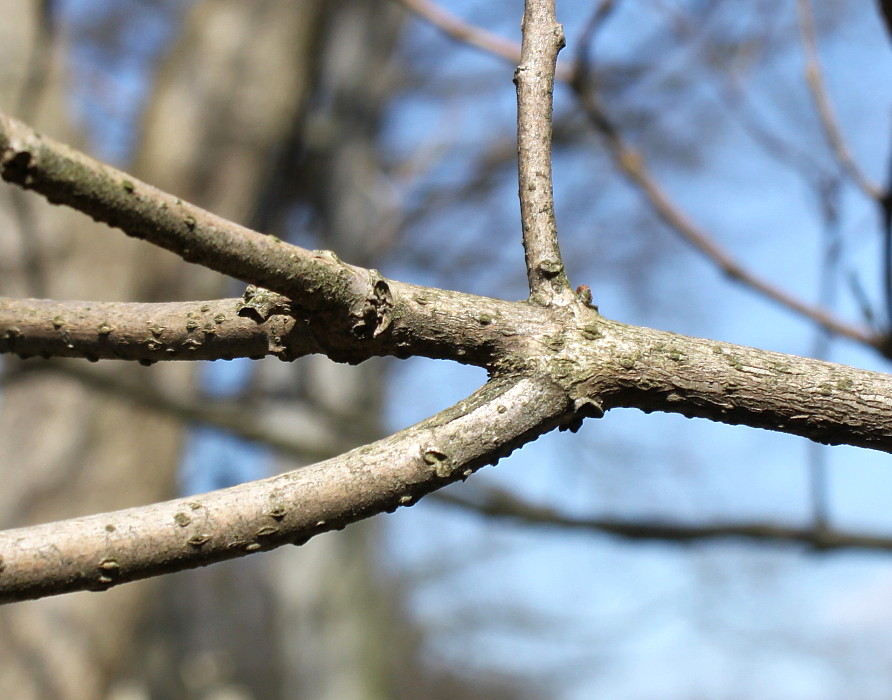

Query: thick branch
0;112;558;368
516;0;574;306
438;485;892;554
0;376;570;602
568;314;892;452
0;284;556;370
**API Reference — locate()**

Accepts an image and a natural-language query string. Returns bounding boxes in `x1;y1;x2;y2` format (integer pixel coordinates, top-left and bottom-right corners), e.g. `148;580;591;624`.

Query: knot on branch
237;286;292;322
1;149;33;187
349;269;393;339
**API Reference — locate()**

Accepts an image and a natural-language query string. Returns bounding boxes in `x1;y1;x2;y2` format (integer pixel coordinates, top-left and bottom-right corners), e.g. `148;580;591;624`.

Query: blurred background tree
2;1;892;698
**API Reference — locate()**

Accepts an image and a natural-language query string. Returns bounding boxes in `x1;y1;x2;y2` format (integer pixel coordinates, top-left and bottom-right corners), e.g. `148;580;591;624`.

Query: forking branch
3;2;892;602
396;0;879;349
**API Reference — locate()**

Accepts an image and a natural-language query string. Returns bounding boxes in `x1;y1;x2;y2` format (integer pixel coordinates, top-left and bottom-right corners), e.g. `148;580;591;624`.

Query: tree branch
796;0;883;201
0;111;550;369
3;27;892;603
568;27;879;348
437;484;892;554
572;315;892;452
0;295;316;363
32;362;340;463
0;375;571;602
516;0;574;306
399;0;878;349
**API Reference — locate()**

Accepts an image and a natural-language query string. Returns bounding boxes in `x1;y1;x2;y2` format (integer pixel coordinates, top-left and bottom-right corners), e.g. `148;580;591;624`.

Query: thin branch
0;295;317;363
806;179;844;530
515;0;574;306
32;362;340;463
574;91;877;347
796;0;884;201
436;485;892;555
798;0;892;334
717;73;830;183
570;25;879;347
398;0;879;349
395;0;526;71
0;375;571;602
573;0;619;74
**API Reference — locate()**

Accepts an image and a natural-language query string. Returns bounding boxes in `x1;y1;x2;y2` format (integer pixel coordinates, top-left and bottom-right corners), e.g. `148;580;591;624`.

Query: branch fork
1;3;892;602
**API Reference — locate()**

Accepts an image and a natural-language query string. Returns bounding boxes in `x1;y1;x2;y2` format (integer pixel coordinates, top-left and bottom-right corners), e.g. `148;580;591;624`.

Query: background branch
401;0;878;349
797;0;883;201
437;484;892;554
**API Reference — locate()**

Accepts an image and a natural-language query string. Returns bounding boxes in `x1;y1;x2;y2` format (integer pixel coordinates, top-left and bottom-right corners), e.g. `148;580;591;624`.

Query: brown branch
0;282;543;369
396;0;526;70
0;295;316;364
572;93;877;347
398;0;878;349
575;316;892;452
36;362;339;463
0;111;547;369
515;0;574;306
437;485;892;554
0;375;571;602
796;0;884;201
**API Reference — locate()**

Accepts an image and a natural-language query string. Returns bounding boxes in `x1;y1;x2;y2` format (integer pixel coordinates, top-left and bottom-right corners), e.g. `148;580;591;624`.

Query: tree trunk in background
0;2;193;697
1;3;509;697
0;0;369;697
109;1;410;698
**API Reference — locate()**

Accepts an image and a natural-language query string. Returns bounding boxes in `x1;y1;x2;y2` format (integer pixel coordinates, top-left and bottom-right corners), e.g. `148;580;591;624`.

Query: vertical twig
515;0;574;306
397;0;878;346
807;177;842;532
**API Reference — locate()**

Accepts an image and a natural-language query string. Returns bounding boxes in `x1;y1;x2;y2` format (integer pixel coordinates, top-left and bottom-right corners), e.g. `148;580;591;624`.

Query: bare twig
516;0;574;306
798;0;892;332
39;362;339;463
398;0;877;348
796;0;883;201
0;295;317;363
572;90;876;346
0;375;571;602
437;484;892;555
570;14;878;347
717;72;830;182
396;0;523;70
